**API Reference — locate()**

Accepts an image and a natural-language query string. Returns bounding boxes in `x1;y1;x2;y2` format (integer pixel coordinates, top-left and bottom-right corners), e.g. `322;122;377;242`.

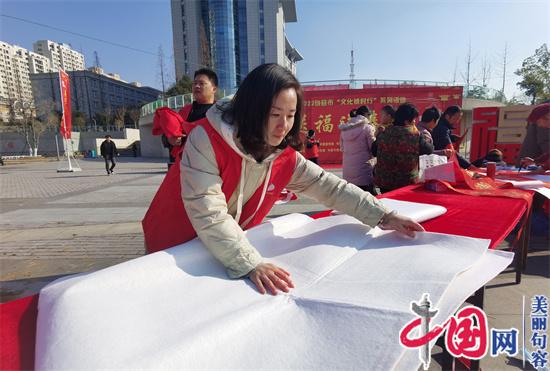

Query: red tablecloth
377;184;531;249
312;184;532;249
0;294;38;370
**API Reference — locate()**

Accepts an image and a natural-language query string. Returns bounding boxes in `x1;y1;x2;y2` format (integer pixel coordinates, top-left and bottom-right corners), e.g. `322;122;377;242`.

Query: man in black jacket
100;135;118;175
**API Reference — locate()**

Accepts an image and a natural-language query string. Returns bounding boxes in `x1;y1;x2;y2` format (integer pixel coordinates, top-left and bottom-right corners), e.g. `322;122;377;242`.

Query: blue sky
1;0;548;99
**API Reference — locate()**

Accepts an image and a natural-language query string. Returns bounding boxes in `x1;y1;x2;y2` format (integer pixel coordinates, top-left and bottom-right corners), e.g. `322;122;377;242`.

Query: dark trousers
104;156;116;173
307;157;318;164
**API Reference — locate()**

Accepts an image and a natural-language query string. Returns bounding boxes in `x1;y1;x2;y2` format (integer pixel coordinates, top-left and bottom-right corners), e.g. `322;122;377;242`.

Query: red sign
302;85;463;164
59;70;72;139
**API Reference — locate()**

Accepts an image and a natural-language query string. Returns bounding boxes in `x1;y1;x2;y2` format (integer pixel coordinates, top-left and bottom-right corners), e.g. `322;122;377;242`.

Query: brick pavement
0;157;327;283
0;158;167;283
0;158;166;200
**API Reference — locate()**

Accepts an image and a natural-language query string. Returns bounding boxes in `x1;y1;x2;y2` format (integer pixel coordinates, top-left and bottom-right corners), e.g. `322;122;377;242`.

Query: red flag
59;70;72;139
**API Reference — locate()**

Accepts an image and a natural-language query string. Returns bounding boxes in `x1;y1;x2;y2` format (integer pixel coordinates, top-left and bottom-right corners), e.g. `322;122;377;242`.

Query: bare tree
72;111;87;132
104;105;113;131
158;45;167;101
21;98;60;156
128;107;141;129
461;40;475;95
500;42;509;102
114;106;127;131
480;55;491;87
452;57;458;85
7;99;34;156
29;119;48;156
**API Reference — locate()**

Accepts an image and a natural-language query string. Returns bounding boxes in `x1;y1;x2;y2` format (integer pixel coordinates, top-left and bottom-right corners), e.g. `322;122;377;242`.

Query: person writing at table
143;64;424;296
518;103;550;170
432;105;472;169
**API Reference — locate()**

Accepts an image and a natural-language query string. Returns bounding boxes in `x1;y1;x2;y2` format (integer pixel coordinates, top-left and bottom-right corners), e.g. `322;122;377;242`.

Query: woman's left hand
379;212;425;238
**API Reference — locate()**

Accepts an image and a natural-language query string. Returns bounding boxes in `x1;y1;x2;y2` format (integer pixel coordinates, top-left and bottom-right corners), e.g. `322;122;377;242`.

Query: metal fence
139;82;506;117
140;93;194;117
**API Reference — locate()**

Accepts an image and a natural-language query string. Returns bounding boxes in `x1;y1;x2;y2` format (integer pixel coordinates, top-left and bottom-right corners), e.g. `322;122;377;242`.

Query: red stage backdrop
301;85;463;164
59;69;72;139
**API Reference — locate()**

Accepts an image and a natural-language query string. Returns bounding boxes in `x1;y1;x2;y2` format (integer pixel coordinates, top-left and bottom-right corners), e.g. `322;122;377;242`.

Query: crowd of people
337;102;467;193
147;63;549;295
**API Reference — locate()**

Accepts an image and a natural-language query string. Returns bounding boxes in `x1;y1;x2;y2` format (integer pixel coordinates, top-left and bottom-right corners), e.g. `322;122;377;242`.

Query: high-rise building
170;0;303;93
0;40;86;122
0;41;56;121
33;40;85;72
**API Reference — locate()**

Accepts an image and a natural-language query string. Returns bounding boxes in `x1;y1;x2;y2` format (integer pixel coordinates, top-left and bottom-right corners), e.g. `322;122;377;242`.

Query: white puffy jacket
180;102;388;278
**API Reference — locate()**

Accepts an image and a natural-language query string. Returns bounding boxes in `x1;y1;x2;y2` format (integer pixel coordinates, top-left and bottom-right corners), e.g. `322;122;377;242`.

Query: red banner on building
302;85;463;164
59;70;72;139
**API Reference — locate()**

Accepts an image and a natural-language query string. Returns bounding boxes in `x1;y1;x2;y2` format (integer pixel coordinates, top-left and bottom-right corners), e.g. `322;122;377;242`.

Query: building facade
0;41;55;120
33;40;85;72
30;69;161;127
0;40;85;122
171;0;303;93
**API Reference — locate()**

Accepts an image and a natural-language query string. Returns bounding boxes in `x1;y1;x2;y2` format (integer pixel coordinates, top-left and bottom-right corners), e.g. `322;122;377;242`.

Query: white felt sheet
498;178;550;199
378;198;447;223
36;212;512;370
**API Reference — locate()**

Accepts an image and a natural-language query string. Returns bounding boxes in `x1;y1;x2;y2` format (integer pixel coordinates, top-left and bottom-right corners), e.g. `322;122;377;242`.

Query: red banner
302;85;463;164
59;70;72;139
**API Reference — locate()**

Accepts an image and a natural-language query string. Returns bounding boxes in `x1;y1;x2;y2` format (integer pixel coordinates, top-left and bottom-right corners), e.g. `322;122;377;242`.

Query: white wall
138;113;169;158
0;129;140;156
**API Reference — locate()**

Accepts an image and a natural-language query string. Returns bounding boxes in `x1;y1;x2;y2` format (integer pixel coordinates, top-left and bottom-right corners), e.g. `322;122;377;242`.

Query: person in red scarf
152;68;218;167
518;102;550;170
304;129;320;164
143;64;424;296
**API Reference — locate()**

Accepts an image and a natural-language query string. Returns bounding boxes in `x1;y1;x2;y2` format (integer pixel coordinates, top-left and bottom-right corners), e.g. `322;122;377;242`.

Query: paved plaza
0;157;548;370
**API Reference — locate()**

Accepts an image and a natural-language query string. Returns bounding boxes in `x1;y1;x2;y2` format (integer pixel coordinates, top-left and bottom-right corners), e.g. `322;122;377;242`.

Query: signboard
302;85;463;164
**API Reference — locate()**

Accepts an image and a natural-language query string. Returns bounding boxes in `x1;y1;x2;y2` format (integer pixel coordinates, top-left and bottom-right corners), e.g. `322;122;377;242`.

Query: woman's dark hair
393;103;419;126
381;105;395;119
349;109;358;118
222;64;304;161
421;106;441;123
356;105;370;117
442;105;462;119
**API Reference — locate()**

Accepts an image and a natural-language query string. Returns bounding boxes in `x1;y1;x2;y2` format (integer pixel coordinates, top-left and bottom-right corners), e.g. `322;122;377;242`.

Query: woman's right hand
248;263;294;295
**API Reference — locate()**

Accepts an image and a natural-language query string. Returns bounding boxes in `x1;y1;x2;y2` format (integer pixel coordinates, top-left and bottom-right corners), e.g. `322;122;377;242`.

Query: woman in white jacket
170;64;424;295
339;106;376;194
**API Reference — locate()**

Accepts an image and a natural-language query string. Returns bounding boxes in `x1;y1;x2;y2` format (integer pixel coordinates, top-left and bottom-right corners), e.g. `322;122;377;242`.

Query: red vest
142;119;297;253
304;138;319;159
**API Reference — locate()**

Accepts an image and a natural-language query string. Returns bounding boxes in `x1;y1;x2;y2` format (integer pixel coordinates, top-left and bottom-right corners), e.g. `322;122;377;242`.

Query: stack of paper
35;202;512;370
